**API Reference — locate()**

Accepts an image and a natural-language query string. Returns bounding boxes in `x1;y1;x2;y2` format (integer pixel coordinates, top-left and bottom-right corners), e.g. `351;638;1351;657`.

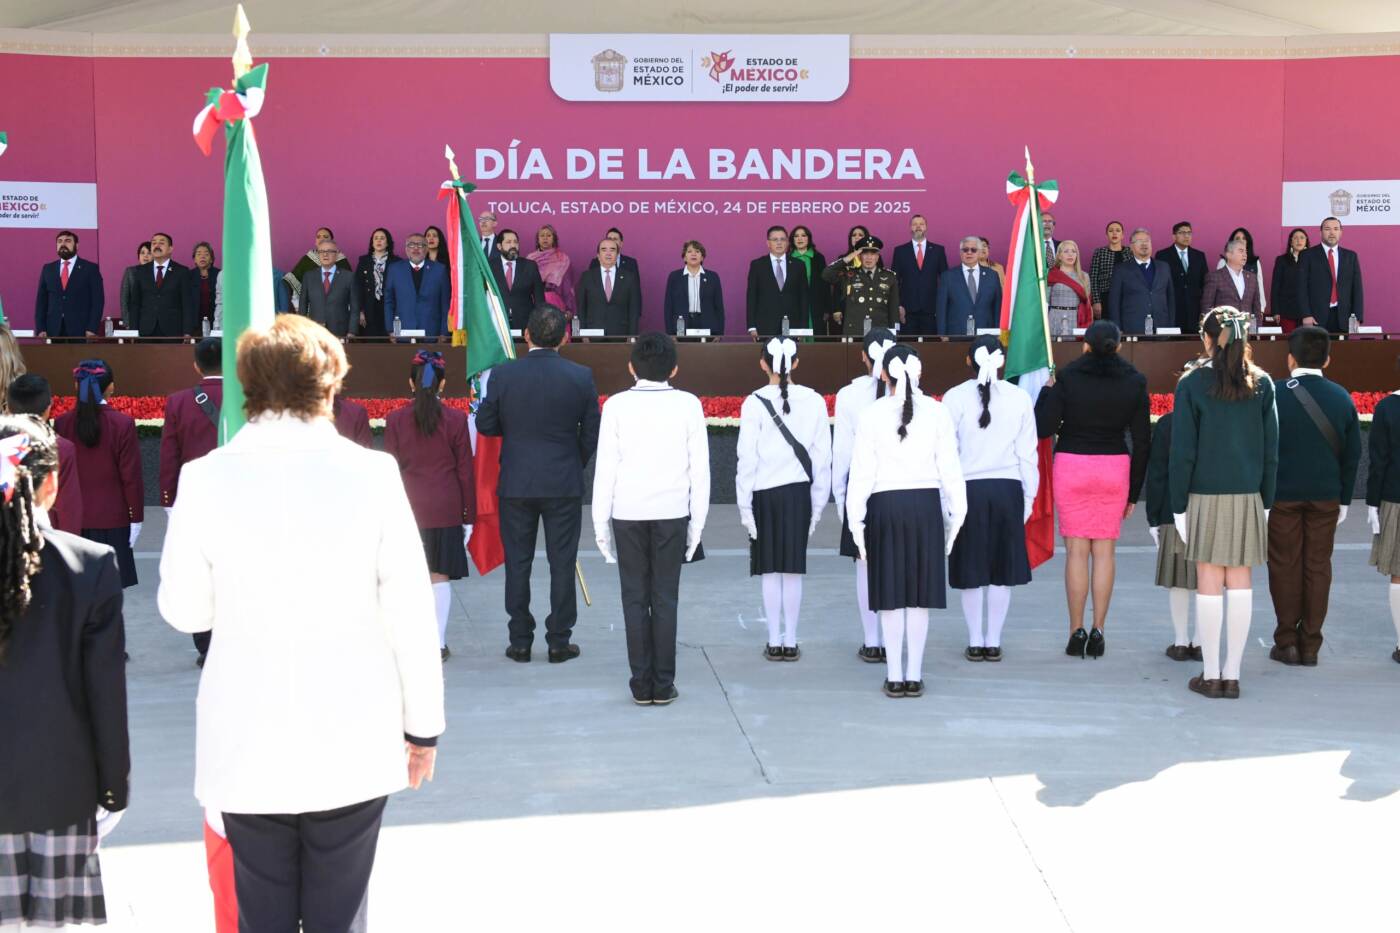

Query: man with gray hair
935;235;1002;334
299;238;361;337
1107;227;1174;334
479;210;500;258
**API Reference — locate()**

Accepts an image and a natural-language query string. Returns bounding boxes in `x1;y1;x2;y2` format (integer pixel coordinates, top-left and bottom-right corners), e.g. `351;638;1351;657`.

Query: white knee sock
985;586;1011;648
781;574;803;647
880;610;906;681
855;560;881;647
761;574;783;646
1222;589;1252;680
432;582;452;649
905;609;930;681
1390;584;1400;649
1170;587;1192;646
960;588;985;647
1196;594;1224;680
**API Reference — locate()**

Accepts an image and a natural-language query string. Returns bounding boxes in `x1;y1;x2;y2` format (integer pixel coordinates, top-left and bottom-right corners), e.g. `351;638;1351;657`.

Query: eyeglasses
960;247;980;253
317;249;338;255
406;242;426;249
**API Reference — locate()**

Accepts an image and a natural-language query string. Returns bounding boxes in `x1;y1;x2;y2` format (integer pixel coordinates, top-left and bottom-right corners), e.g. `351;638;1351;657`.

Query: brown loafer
1188;674;1223;698
1189;643;1204;661
1165;644;1192;662
1219;679;1240;699
1299;654;1318;667
1269;644;1301;666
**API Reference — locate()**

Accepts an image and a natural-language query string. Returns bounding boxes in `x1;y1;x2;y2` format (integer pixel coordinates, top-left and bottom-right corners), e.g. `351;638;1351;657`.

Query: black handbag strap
754;393;813;483
1287;378;1341;458
194;387;219;426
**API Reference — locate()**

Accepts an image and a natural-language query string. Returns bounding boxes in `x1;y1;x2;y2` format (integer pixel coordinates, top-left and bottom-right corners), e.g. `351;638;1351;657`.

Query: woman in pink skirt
1035;320;1151;658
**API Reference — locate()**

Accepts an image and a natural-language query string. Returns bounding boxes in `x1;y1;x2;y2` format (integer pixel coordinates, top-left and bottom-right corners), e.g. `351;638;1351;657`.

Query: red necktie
323;270;332;295
60;260;70;290
604;269;613;301
505;262;514;291
1327;248;1338;305
916;243;924;270
156;265;165;287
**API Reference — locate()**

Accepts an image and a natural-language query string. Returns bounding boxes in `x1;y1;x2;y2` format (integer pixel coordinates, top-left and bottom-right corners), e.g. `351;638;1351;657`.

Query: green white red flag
0;131;8;158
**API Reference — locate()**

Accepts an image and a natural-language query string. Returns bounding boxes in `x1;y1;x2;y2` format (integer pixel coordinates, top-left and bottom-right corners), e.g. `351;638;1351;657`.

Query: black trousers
500;496;581;649
903;310;936;336
223;796;385;933
614;517;687;699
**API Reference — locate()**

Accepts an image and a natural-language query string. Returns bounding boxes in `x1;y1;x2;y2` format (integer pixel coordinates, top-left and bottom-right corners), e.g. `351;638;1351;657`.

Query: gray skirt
1154;524;1197;589
1369;500;1400;577
1184;493;1267;568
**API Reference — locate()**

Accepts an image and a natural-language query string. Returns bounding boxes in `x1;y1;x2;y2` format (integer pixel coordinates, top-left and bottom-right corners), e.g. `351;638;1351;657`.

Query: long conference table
16;335;1400;399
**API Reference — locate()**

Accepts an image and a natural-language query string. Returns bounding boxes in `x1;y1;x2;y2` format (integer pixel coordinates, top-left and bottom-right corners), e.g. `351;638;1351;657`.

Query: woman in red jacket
384;351;475;660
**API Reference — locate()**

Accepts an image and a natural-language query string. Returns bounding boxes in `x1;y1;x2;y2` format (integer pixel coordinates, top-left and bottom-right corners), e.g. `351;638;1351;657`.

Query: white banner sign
1282;180;1399;226
550;34;849;102
0;181;97;228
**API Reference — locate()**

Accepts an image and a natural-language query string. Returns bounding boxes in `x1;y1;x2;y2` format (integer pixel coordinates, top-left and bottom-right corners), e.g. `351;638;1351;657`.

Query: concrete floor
99;507;1400;931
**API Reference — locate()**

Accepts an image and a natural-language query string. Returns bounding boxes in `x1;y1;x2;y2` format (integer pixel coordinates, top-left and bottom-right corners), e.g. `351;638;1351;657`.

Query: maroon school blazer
54;406;144;528
383;404;476;529
159;377;223;507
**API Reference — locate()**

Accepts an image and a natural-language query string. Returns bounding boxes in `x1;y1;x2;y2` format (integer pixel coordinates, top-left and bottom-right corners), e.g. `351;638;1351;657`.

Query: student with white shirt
593;333;710;705
942;336;1038;662
736;337;831;660
832;327;896;662
847;345;967;697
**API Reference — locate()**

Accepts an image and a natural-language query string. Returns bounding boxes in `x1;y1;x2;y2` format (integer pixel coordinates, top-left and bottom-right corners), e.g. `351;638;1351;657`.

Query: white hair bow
867;339;894;380
974;345;1005;385
0;433;31;504
887;354;923;399
765;337;798;371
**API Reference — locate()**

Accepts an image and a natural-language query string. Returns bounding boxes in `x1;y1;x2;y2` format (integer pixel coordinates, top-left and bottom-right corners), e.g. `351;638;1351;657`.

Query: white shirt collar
410;261;424;270
684;266;705;277
1290;367;1325;378
634;379;671;389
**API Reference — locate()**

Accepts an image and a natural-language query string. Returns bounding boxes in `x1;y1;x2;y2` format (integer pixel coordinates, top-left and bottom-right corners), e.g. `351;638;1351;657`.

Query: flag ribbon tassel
191;65;267;157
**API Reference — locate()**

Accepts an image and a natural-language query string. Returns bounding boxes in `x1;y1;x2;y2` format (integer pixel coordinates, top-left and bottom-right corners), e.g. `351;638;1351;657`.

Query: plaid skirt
1184;493;1267;568
0;820;105;928
1154;523;1198;589
1369;500;1400;577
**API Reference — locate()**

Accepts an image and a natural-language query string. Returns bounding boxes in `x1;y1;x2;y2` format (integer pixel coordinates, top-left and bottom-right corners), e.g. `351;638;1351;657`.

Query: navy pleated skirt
948;478;1032;589
421;527;471;580
749;481;812;576
81;527;137;589
838;505;861;559
864;488;946;611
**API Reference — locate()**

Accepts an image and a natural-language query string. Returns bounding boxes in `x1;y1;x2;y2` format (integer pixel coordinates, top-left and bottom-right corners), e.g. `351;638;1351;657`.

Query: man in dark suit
1297;217;1364;332
478;210;501;259
890;214;947;335
663;239;725;335
126;231;196;337
936;235;1003;334
1200;240;1263;325
383;233;450;337
476;305;601;663
34;229;104;339
1155;220;1208;332
299;239;361;337
586;228;643;310
746;226;808;339
1041;211;1060;271
576;237;641;335
489;229;546;331
1107;228;1175;334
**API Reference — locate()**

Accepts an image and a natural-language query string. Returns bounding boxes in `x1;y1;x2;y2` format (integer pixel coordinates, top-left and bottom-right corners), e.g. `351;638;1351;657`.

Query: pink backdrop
1;52;1397;331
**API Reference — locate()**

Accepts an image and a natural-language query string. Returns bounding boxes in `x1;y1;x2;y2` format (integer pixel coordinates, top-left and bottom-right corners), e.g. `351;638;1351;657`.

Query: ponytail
1200;307;1257;402
410;351;447;436
884;345;922;442
72;360;113;448
900;390;914;441
778;359;790;414
977;382;991;429
0;418;58;663
968;334;1004;431
761;338;799;415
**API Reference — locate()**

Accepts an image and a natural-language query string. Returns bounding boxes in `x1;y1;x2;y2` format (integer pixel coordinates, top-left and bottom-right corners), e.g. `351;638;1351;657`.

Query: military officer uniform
824;236;900;336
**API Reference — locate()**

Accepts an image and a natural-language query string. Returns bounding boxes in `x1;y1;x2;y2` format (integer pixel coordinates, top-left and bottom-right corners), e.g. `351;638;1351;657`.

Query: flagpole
1025;147;1056;375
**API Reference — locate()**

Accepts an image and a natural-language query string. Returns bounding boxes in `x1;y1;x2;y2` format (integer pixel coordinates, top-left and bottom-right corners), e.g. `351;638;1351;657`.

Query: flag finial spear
1024;146;1035;186
444;144;462;182
232;4;253;79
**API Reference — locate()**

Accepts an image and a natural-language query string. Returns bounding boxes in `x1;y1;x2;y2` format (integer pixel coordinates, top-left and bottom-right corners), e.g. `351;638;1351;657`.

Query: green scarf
789;248;814;282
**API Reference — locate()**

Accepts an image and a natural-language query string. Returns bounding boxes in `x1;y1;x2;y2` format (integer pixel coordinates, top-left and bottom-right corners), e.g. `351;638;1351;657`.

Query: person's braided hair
0;416;58;663
410;350;448;437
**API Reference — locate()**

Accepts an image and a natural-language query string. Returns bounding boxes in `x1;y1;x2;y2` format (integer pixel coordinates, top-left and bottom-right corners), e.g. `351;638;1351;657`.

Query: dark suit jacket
1107;258;1175;334
935;263;1002;334
891;240;948;333
476;348;601;499
334;397;372;447
586;254;641;303
53;407;145;527
53;435;84;534
0;520;128;832
159;377;222;507
384;405;476;528
1271;252;1307;323
354;253;399;337
384;260;450;336
1155;245;1208;331
490;255;547;331
299;266;361;337
35;257;104;337
746;254;808;335
663;268;726;335
1200;266;1263;324
127;260;196;337
576;265;642;336
1297;244;1364;330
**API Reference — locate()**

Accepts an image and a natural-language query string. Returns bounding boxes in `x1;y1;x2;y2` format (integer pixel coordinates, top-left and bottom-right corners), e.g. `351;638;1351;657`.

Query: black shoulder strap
193;387;219;426
1287;379;1341;458
754;393;814;483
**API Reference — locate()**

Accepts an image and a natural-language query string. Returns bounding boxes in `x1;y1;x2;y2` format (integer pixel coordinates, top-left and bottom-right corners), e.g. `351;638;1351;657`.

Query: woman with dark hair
0;415;130;928
191;241;220;334
826;224;873;331
663;239;725;335
847;345;966;697
384;350;475;660
1217;226;1268;319
354;227;398;337
1035;320;1150;658
54;360;144;590
1170;307;1277;699
424;225;451;279
1088;221;1130;318
788;225;829;333
1271;227;1311;333
736;337;831;661
978;237;1006;285
118;241;154;327
943;335;1038;661
527;224;577;318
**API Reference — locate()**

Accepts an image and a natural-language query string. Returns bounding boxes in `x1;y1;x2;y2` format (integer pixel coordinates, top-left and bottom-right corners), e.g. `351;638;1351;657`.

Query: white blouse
736;382;832;521
942;378;1039;513
831;374;880;514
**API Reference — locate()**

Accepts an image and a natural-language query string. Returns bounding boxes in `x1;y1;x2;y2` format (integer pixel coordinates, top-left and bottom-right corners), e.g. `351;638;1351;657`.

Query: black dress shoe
1066;628;1088;658
983;647;1003;662
652;685;679;705
505;646;531;663
1086;628;1105;658
882;680;907;698
1165;644;1192;662
903;680;924;697
196;653;207;669
857;646;883;663
548;644;581;664
877;647;887;661
440;646;451;662
764;645;785;662
632;692;654;706
782;646;800;661
1269;644;1301;666
964;646;985;662
1393;647;1400;665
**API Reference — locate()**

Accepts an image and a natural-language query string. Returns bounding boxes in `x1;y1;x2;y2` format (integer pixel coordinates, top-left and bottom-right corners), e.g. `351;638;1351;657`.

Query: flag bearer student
736;336;831;661
847;344;967;697
1265;326;1359;667
1144;402;1201;663
158;337;224;665
942;335;1038;662
6;374;84;536
592;333;710;705
1170;307;1278;700
832;327;896;662
1365;362;1400;665
384;351;475;661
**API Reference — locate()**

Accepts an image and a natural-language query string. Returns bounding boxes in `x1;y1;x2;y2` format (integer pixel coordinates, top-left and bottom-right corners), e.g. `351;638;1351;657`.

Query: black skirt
864;488;946;611
421;527;470;580
749;482;812;576
838;505;861;559
81;527;137;589
948;478;1032;589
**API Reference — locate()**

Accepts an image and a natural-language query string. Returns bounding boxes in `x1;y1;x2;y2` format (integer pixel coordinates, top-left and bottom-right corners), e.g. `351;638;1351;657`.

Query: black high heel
1087;628;1105;659
1065;628;1088;658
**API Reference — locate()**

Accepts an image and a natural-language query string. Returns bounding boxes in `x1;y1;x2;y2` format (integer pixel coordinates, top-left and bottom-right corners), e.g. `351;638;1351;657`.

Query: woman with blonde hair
0;325;25;410
1047;240;1093;334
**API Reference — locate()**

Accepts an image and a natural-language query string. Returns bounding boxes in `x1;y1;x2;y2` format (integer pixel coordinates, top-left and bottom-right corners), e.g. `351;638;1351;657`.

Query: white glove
128;522;142;549
808;516;820;537
463;524;473;546
95;806;124;841
945;515;965;556
856;542;867;562
685;521;702;561
1337;505;1348;528
595;527;616;564
1264;509;1271;524
1174;512;1188;546
1148;526;1160;547
740;510;758;541
1023;498;1034;523
1369;505;1381;536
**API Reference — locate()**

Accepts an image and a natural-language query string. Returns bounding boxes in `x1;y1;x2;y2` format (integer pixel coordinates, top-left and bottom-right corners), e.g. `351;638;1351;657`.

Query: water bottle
781;315;790;337
570;314;580;338
1348;314;1360;334
676;315;686;337
202;317;211;338
1144;314;1154;336
103;318;114;338
392;314;402;338
966;314;975;336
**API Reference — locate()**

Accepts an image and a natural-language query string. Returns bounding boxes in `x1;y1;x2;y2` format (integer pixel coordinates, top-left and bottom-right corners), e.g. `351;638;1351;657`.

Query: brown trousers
1266;499;1341;656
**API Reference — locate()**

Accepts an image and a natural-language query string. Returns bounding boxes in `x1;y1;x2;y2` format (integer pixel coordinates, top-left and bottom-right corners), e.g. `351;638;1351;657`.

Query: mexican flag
0;131;8;158
439;172;515;574
193;62;274;444
998;158;1059;568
